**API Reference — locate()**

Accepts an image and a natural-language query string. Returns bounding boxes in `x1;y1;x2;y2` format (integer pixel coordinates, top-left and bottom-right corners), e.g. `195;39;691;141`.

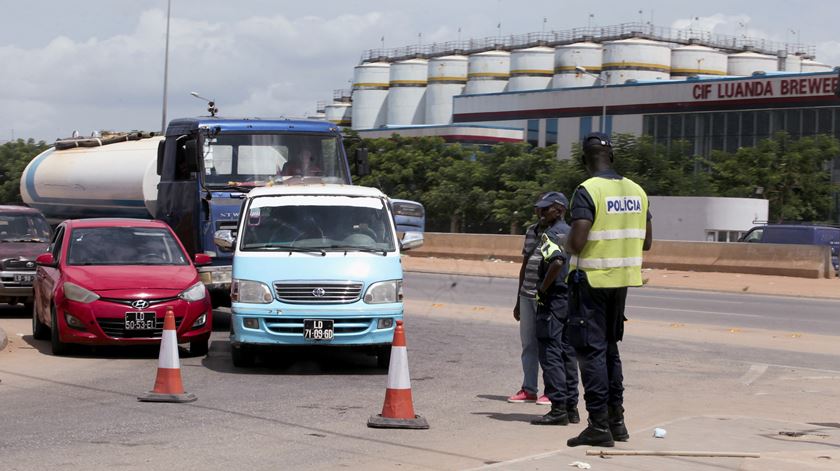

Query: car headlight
63;282;100;304
232;279;273;304
364;280;403;304
179;281;207;302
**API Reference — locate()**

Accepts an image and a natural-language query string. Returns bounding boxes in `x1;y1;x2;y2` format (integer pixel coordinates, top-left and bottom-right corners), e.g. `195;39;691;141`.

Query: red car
32;218;212;356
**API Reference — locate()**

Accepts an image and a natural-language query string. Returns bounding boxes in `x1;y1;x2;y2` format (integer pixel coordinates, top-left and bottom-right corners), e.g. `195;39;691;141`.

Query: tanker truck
21;117;368;306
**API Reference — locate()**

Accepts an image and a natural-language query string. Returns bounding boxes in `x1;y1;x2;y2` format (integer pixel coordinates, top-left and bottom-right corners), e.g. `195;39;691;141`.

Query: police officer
565;133;653;447
529;192;580;426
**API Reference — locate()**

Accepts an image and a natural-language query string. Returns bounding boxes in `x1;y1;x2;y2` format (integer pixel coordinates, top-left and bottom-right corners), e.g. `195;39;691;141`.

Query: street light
576;65;608;132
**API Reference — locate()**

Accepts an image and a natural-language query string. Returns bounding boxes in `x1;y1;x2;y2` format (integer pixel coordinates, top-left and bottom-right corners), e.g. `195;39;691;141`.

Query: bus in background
390;199;425;233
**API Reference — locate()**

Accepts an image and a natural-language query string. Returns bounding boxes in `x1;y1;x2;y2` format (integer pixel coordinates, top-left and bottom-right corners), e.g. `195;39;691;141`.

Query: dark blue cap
534;191;568;208
582;132;612;150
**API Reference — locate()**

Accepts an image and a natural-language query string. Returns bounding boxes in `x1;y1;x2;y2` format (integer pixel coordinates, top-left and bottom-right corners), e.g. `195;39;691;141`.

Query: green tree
0;139;49;203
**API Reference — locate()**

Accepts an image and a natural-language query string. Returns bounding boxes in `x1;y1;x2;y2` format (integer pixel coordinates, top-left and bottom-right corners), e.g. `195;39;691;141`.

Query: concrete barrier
410;233;834;279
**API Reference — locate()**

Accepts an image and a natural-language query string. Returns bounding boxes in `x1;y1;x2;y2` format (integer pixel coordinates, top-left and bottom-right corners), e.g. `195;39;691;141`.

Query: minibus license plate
125;312;156;330
304;319;334;340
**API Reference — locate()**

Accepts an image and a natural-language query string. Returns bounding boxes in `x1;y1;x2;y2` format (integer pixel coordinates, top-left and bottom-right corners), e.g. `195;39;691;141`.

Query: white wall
649;196;769;242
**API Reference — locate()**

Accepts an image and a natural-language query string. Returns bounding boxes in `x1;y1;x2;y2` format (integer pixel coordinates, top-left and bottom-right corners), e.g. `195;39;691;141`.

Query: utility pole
160;0;172;134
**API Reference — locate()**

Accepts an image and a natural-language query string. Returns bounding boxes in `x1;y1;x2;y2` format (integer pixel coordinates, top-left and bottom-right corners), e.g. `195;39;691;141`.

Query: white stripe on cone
386;346;411;389
158;329;180;369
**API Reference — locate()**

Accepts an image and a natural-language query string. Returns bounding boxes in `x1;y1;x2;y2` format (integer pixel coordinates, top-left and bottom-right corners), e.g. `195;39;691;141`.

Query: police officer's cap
534;191;569;208
582;132;612;150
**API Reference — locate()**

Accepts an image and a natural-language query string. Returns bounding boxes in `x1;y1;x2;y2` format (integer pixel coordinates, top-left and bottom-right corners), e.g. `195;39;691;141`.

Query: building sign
692;75;839;101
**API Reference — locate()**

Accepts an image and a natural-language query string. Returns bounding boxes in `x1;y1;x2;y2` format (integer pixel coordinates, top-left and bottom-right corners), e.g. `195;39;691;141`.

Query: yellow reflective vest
570;176;648;288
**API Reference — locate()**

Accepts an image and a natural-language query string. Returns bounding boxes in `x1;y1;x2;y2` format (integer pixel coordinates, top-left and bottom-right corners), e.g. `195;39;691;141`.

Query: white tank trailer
463;50;510;95
727;51;778;76
602;38;671;85
351;62;390;130
670;44;728;79
553;42;603;88
21;136;162;222
425;55;468;124
386;58;428;126
324;102;352;127
508;46;554;91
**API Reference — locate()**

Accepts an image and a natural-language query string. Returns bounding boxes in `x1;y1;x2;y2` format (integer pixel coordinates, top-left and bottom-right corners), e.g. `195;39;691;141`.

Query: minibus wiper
327;245;387;256
246;244;327;256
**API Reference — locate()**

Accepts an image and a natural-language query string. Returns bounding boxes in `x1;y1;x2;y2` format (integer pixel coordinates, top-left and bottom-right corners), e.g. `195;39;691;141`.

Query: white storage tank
508;46;554;91
778;53;802;72
21;137;162;220
670;45;727;79
324;102;352;127
386;58;428;126
727;51;778;76
351;62;390;130
425;55;468;124
602;38;671;85
553;42;603;88
464;50;510;95
800;57;833;73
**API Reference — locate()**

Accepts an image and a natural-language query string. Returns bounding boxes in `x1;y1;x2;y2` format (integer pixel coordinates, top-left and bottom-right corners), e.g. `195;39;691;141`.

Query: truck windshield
240;196;396;252
0;214;51;242
201;133;349;187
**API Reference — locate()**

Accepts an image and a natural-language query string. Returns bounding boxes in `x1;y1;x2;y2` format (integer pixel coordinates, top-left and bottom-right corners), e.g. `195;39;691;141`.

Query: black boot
530;406;569;426
567;411;614;447
608;404;629;442
566;404;580;424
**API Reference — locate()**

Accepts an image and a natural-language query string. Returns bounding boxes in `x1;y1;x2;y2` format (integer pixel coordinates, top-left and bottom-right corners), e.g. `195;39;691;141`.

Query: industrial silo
508;46;554;91
324;103;352;127
602;38;671;85
463;50;510;95
386;59;428;126
553;42;603;88
727;51;778;76
777;52;802;72
670;45;727;79
800;57;833;72
425;55;468;124
351;62;390;130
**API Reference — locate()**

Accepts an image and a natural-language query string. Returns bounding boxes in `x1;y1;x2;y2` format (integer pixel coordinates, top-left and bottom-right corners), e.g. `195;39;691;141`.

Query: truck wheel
190;337;209;357
32;305;49;340
376;346;391;369
50;305;70;356
232;345;255;367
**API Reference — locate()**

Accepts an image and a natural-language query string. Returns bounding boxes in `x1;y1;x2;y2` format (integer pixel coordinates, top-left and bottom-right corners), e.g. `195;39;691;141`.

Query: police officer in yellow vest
565;132;653;448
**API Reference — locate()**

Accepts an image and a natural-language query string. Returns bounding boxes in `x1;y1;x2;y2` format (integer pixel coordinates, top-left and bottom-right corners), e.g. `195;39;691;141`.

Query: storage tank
351;62;390;130
508;46;554;91
800;57;833;73
463;50;510;95
670;45;727;79
425;55;468;124
727;51;778;76
778;52;802;72
21;137;162;220
324;102;352;127
602;38;671;85
386;58;428;126
553;42;603;88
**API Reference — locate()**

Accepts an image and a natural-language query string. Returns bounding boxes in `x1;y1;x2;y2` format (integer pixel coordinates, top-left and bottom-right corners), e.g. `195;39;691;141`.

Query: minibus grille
273;282;363;304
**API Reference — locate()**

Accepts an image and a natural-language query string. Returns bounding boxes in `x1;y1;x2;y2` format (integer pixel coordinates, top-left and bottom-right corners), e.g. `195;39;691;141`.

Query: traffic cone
138;308;196;403
367;320;429;429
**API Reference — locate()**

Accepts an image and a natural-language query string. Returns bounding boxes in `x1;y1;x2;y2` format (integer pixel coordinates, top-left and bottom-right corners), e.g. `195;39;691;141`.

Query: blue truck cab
215;184;423;367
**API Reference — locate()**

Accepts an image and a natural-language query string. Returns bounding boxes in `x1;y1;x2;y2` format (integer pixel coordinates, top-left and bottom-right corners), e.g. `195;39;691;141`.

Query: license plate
125;312;157;330
14;274;34;285
303;319;334;340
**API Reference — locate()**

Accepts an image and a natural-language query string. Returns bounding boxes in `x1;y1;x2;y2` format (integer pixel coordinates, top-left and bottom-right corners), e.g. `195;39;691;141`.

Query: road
1;273;839;470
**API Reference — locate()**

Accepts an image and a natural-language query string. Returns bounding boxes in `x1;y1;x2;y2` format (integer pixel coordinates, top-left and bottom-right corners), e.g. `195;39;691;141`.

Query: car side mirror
194;253;212;266
400;231;424;251
35;253;56;267
355;147;370;177
213;230;236;250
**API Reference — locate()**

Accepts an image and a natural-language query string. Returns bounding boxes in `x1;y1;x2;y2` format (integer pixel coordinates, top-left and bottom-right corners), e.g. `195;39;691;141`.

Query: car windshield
240;195;396;252
68;227;189;266
0;214;51;242
201;133;349;188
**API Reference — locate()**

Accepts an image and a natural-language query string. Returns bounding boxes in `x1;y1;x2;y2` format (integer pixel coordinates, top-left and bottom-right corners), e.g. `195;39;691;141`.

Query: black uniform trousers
566;270;627;415
535;294;579;408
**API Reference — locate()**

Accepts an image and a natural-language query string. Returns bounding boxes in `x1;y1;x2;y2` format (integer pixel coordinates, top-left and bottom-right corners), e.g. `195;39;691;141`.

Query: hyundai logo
312;288;326;298
131;300;151;309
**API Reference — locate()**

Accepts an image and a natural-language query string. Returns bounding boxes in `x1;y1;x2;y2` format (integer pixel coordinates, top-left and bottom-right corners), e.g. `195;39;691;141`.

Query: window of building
546;119;558;145
725;112;739;152
741;111;755;148
527;119;539;147
818;108;833;136
756;111;771;141
802;109;817;136
786;109;801;137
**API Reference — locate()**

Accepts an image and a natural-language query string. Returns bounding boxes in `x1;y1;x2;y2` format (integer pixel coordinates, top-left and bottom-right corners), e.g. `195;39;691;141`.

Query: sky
2;0;839;142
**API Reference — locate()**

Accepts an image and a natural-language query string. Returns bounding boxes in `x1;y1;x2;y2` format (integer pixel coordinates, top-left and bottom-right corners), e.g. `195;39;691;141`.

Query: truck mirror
355;148;371;177
213;230;236;250
156;140;165;176
400;231;424;251
185;139;199;174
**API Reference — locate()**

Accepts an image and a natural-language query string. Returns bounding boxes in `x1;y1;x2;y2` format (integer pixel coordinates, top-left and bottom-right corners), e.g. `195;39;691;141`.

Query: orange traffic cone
138;308;197;403
367;320;429;429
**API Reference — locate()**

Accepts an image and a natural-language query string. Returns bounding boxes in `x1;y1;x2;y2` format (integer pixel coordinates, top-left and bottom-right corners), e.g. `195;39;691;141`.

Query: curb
0;325;8;352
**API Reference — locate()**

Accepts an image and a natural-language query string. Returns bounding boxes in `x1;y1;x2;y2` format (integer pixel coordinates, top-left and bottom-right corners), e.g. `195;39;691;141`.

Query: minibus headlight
364;280;403;304
232;279;274;304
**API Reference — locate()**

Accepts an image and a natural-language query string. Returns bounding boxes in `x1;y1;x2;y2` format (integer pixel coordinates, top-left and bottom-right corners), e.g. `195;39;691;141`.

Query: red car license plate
125;312;156;330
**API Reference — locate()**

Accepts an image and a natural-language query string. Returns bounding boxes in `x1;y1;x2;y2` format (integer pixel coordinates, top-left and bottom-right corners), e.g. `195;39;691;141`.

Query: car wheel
190;337;209;357
376;346;392;369
50;305;70;356
231;345;255;367
32;304;49;340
